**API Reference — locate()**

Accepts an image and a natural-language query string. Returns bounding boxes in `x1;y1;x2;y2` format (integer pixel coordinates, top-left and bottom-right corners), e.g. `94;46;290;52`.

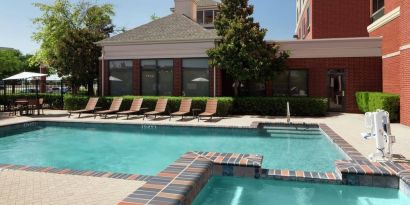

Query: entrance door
328;70;345;111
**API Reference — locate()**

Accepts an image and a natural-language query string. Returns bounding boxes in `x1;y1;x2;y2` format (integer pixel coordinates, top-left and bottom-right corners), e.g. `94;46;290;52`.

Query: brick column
400;1;410;125
133;59;141;96
209;67;223;97
98;60;109;96
39;65;47;93
265;81;273;96
173;59;182;96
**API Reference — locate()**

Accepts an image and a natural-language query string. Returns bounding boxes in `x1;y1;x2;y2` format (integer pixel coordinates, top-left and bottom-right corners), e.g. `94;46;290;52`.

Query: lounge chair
68;97;99;118
198;98;218;122
143;98;168;120
94;97;123;119
116;98;144;119
169;99;192;120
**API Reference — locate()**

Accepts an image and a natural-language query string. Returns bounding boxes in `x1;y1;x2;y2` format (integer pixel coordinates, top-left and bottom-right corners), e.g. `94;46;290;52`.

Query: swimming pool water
192;176;410;205
0;122;346;175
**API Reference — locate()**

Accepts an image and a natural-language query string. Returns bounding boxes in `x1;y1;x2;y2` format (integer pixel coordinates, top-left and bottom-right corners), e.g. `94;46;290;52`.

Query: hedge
0;93;64;109
356;92;400;121
233;97;328;116
64;95;328;116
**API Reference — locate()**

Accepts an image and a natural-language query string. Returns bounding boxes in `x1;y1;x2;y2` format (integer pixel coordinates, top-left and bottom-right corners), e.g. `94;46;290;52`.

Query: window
182;59;209;96
197;10;217;25
109;60;133;96
242;81;266;96
372;0;384;22
272;70;308;96
197;11;204;24
307;7;310;29
204;10;214;24
141;59;173;96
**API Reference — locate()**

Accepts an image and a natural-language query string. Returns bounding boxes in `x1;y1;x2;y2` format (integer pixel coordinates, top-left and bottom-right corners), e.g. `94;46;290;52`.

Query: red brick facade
173;59;182;96
284;57;382;113
369;0;410;125
297;0;370;39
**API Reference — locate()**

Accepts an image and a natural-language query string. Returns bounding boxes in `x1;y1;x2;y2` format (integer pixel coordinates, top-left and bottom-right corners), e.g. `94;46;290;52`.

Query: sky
0;0;296;54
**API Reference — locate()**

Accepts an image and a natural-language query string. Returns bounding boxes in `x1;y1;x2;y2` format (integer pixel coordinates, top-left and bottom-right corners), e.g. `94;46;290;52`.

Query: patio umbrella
109;76;123;82
3;72;47;99
191;77;209;82
3;72;47;81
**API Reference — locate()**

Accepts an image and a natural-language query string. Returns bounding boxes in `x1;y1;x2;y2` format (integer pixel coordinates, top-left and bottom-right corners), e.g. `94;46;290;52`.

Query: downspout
101;47;105;96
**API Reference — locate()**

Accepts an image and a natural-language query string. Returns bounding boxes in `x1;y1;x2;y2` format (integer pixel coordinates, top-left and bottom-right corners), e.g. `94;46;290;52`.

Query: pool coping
0;119;409;204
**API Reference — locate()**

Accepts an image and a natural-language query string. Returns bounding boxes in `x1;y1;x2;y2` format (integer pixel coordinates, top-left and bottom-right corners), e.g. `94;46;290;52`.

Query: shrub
64;95;328;116
233;97;328;116
0;93;64;109
356;92;400;121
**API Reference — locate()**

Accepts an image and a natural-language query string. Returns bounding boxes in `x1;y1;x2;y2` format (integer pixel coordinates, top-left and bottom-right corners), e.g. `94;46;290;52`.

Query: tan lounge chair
198;98;218;121
143;98;168;120
68;97;99;118
94;97;123;119
116;98;144;119
169;99;192;120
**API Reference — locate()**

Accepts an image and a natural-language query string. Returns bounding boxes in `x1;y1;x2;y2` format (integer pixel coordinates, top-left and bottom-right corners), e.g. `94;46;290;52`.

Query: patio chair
68;97;99;118
143;98;168;120
169;98;192;121
198;98;218;122
116;98;144;120
94;97;123;119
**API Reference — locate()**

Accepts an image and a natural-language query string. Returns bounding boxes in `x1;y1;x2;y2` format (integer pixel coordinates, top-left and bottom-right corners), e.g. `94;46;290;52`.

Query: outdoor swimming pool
0;122;346;175
192;176;410;205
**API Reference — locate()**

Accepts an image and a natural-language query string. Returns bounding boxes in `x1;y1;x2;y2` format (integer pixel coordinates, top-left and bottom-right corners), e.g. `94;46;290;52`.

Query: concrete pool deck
1;110;409;160
1;110;410;204
0;169;145;205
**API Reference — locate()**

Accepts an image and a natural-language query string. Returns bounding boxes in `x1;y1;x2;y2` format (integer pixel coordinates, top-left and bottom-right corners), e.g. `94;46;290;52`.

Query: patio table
15;100;29;116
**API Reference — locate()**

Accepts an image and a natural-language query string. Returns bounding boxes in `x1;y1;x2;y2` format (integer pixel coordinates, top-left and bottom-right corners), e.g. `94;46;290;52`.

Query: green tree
207;0;289;96
0;49;38;80
32;0;115;95
150;13;160;21
54;29;102;95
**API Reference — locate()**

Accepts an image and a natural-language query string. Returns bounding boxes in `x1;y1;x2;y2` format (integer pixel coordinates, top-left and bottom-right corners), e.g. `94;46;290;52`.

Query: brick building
367;0;410;125
97;0;383;114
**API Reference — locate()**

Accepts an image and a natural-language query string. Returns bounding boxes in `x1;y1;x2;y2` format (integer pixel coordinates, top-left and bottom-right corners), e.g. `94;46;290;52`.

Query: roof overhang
96;38;219;47
269;37;382;59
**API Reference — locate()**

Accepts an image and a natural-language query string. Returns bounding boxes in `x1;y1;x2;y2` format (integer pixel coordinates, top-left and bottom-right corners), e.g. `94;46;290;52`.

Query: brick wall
400;0;410;125
287;57;382;112
384;0;402;13
382;56;401;94
209;67;223;97
311;0;370;39
370;18;401;54
173;59;182;96
132;59;141;96
98;60;109;96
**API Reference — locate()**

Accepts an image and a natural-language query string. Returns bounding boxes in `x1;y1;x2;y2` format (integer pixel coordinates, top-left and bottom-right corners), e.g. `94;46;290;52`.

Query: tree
0;49;38;80
54;29;102;95
150;13;160;21
207;0;289;96
32;0;115;95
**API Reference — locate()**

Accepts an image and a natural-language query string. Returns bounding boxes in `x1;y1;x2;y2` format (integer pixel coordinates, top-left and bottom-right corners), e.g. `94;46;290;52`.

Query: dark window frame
140;59;174;96
108;59;134;96
181;58;210;97
272;69;309;97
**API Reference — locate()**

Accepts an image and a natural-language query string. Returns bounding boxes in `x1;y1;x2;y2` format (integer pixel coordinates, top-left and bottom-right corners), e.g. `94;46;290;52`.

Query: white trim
400;43;410;51
96;39;217;46
367;7;400;33
382;51;400;59
295;0;310;33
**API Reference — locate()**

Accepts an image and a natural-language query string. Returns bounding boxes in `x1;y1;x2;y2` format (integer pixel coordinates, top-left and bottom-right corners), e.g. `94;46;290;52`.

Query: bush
64;95;328;116
64;95;234;116
233;97;328;116
0;93;64;109
356;92;400;121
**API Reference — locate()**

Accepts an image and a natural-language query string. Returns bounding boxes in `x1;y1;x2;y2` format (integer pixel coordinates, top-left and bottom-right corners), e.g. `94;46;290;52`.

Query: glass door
328;69;345;111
